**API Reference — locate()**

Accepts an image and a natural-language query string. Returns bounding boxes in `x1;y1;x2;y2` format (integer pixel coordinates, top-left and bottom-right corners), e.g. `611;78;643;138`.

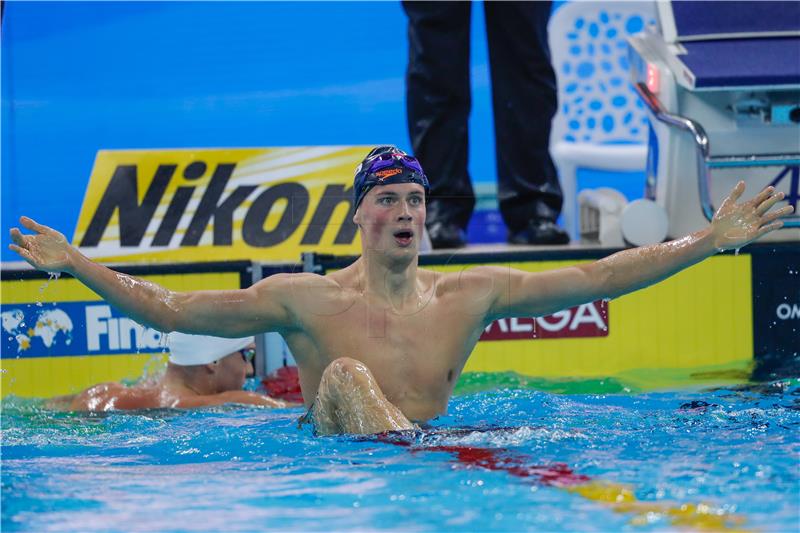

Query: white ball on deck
621;199;669;246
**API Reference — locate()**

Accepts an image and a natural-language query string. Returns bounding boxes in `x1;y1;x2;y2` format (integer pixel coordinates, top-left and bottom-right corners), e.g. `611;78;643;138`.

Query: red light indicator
646;63;660;93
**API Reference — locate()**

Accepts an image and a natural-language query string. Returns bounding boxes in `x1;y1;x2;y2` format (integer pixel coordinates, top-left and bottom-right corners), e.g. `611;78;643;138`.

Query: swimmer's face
215;343;255;392
354;183;426;256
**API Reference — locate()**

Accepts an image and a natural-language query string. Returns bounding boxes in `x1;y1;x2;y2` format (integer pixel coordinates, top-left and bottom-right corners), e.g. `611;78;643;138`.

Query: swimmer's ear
352;208;361;226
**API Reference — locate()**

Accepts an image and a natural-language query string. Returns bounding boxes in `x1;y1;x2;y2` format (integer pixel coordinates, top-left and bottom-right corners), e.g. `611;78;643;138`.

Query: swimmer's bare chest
283;293;487;420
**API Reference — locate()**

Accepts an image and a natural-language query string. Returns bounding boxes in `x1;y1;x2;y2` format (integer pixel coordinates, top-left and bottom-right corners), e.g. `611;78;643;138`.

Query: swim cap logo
375;168;403;181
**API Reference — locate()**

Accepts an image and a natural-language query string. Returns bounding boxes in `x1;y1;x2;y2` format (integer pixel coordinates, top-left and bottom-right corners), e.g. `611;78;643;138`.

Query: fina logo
86;305;164;351
1;307;73;353
1;302;164;357
776;302;800;320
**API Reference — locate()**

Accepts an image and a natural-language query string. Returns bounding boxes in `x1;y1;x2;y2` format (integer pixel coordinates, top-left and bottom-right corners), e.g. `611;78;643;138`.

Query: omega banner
73;146;369;263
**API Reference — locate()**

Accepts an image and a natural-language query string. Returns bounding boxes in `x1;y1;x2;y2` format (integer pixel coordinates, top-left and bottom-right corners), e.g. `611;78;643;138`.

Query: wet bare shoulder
272;271;357;319
430;266;510;297
417;267;503;317
69;382;148;411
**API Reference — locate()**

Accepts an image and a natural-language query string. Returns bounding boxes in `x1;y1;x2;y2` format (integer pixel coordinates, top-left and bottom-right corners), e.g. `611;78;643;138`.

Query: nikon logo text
79;161;357;249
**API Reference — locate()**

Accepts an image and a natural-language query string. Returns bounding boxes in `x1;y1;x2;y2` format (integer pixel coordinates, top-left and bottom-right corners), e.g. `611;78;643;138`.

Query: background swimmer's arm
485;183;792;319
176;391;296;408
9;216;298;336
44;393;78;411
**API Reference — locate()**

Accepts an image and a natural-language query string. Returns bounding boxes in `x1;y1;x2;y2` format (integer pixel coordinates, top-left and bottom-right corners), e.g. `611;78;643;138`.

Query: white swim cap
168;333;254;366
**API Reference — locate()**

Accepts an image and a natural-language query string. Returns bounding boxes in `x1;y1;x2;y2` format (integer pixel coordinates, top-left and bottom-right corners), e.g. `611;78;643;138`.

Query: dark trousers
404;0;562;234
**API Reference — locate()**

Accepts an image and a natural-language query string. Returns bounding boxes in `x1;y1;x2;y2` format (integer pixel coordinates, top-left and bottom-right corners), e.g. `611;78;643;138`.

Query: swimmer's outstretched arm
9;217;298;336
484;183;793;319
175;391;299;409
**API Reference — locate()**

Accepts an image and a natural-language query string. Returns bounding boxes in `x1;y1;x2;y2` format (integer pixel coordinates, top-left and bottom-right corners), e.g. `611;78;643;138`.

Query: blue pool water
2;380;799;532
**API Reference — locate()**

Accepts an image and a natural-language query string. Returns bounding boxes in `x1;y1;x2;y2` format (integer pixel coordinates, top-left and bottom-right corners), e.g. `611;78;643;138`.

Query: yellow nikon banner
73;146;367;263
1;269;242;399
432;254;753;387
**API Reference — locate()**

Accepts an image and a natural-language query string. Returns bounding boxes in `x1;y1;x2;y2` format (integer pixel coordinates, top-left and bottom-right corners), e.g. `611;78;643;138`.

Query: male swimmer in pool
48;333;290;411
11;146;793;433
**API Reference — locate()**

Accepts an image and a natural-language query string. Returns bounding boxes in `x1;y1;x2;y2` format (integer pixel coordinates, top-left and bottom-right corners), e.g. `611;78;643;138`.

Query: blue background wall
1;1;639;261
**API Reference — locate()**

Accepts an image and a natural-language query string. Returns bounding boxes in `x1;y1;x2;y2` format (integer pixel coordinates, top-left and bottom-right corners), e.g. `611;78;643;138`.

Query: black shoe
508;220;570;245
427;222;467;249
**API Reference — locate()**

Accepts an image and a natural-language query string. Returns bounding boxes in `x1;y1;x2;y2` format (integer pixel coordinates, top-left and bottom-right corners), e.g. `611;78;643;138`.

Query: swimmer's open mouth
393;230;414;246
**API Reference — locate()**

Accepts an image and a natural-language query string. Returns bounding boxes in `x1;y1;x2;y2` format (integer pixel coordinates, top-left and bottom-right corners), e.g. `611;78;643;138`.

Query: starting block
628;0;800;240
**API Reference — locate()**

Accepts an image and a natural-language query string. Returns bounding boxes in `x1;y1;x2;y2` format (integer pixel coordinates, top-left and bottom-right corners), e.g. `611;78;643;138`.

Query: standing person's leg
484;1;569;245
303;358;414;436
403;1;474;249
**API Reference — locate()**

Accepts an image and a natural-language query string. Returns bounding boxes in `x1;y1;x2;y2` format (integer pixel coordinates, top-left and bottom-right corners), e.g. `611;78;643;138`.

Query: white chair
548;1;657;240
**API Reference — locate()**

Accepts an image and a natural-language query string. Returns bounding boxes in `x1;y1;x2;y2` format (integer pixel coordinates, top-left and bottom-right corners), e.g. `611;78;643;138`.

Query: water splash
160;331;170;354
35;272;61;306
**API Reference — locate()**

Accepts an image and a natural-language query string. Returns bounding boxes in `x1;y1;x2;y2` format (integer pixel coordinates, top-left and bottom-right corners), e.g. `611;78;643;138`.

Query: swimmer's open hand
9;217;76;273
710;181;793;251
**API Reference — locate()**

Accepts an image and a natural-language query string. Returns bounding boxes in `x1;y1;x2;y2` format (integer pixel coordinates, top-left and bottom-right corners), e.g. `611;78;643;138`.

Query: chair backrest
549;1;657;146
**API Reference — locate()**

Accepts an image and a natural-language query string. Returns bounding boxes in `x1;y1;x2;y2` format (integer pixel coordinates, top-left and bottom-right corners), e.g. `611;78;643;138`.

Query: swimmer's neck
161;363;217;397
355;254;422;304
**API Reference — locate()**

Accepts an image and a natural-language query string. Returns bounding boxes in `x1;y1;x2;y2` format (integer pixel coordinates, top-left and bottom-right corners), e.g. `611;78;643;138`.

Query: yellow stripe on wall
2;256;754;398
1;354;167;398
1;272;240;304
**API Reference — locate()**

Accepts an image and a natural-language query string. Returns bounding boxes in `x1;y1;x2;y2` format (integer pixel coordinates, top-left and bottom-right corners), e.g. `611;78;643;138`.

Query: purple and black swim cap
353;146;430;209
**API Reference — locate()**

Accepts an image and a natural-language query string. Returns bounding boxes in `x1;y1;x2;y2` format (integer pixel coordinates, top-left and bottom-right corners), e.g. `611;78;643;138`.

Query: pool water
2;378;798;532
